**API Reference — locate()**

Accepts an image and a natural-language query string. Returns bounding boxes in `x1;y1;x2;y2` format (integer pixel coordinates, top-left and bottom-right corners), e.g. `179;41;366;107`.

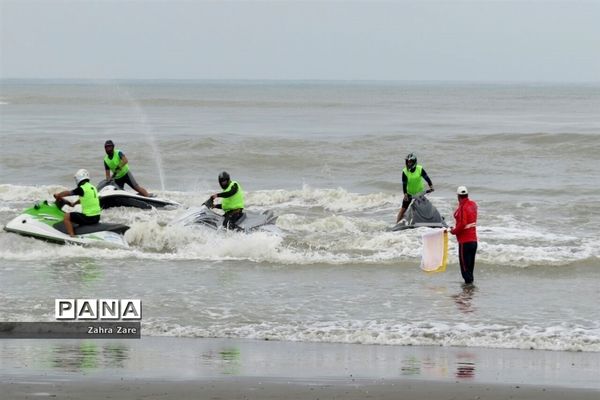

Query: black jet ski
391;190;447;231
3;200;129;247
169;198;281;235
97;179;180;210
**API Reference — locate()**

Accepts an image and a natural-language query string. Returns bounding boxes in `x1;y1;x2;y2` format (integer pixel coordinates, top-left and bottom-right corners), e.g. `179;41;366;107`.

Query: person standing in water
450;185;478;285
103;140;150;197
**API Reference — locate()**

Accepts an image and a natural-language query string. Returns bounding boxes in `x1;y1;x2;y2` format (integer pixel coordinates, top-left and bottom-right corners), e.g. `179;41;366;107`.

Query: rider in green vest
210;171;245;229
103;140;150;197
396;152;434;223
53;169;101;237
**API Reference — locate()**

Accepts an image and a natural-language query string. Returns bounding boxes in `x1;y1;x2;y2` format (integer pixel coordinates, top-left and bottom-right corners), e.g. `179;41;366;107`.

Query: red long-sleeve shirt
451;197;478;243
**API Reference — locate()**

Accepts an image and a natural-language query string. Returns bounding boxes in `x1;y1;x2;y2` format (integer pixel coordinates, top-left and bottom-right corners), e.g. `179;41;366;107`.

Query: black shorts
402;194;413;209
223;209;244;229
70;212;100;226
114;171;139;190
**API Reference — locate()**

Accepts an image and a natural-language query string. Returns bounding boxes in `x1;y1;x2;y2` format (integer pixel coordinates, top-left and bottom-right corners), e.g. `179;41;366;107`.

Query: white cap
457;185;468;195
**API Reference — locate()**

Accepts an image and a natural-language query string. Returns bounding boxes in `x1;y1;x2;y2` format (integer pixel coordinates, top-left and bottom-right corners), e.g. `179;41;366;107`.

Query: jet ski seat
54;222;130;235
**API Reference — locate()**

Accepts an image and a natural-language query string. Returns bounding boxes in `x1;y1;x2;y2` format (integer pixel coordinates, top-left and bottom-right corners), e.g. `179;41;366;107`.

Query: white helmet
74;169;90;185
457;185;468;195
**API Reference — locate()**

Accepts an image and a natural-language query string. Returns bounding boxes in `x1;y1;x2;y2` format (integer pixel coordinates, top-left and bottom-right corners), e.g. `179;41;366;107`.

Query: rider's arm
71;187;83;206
216;182;239;198
104;161;111;180
402;172;408;195
54;187;83;207
421;169;433;188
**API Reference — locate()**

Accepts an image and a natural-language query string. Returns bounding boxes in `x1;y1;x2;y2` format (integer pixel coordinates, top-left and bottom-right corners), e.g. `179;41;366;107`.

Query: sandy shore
1;337;598;399
4;377;600;400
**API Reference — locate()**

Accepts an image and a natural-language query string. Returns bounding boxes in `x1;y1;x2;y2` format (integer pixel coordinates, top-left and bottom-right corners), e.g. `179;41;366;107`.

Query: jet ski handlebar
415;189;434;197
203;197;215;208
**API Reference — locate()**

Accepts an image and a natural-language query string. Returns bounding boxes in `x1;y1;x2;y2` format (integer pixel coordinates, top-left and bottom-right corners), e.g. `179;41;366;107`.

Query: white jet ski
97;179;180;210
391;190;447;231
169;198;281;235
3;200;129;248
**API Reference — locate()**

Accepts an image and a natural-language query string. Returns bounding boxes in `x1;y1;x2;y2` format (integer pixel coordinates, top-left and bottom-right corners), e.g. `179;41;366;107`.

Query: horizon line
1;78;599;85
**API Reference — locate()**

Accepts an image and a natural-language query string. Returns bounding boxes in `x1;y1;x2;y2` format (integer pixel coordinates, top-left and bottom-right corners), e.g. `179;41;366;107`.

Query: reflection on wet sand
400;351;476;380
48;342;129;372
2;337;597;389
42;339;478;381
201;347;242;375
455;352;476;379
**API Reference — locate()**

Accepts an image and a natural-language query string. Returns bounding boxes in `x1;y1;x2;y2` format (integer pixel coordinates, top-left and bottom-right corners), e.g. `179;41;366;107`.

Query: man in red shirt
450;186;478;284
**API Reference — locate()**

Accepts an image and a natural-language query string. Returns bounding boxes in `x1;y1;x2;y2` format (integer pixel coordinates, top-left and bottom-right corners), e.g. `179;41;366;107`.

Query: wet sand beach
4;377;600;400
1;337;598;399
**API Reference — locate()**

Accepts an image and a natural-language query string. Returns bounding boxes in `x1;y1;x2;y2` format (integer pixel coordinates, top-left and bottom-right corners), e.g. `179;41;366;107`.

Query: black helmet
405;152;417;170
218;171;230;189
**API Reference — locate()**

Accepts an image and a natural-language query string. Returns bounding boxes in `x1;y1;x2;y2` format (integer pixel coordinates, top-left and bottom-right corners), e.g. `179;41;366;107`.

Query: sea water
1;80;599;352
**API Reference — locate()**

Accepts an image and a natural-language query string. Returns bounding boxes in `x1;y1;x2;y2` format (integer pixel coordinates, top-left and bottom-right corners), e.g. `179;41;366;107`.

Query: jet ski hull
391;192;447;231
97;180;179;210
170;206;281;235
99;194;176;210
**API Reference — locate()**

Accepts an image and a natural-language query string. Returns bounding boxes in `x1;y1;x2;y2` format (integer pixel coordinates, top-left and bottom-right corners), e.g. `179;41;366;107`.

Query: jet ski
391;190;447;231
97;179;180;210
169;198;280;234
3;200;129;248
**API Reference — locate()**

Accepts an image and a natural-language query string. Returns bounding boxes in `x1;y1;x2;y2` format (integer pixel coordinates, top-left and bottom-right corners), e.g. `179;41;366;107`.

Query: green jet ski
4;200;129;248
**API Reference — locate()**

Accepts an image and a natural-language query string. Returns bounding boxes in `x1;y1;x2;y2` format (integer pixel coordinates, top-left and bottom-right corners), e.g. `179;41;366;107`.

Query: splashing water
113;82;166;191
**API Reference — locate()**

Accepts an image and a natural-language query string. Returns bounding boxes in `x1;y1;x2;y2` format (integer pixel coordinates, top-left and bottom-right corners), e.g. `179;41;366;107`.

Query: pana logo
55;299;142;320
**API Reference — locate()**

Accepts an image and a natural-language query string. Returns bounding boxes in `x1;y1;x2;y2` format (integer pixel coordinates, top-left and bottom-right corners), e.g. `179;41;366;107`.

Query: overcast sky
1;0;599;82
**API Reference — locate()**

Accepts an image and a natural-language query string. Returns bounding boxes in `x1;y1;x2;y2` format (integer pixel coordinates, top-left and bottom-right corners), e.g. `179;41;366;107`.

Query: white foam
249;184;398;212
478;241;596;266
141;319;600;352
0;184;64;203
2;184;598;266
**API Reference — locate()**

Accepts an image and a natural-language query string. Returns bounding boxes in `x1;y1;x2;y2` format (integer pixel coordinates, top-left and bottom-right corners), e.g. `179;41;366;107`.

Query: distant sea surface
1;80;599;352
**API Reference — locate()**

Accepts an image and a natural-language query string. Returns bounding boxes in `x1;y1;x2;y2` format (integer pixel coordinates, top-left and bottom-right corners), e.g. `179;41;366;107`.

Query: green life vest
80;182;101;217
403;164;425;196
221;180;244;212
104;149;129;179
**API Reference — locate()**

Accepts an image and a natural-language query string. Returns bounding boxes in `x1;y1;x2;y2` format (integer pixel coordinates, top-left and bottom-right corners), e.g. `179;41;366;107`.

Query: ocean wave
2;94;361;109
142;319;600;353
447;132;600;155
0;184;65;202
2;184;598;267
2;225;596;268
250;185;397;212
